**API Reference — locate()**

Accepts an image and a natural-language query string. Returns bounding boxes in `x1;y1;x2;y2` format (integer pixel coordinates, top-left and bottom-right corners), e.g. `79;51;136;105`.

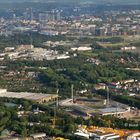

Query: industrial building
30;133;46;139
0;89;58;103
127;132;140;140
16;45;34;52
60;97;130;117
74;127;120;140
59;84;131;118
1;44;71;61
75;125;140;140
73;106;129;117
98;107;130;116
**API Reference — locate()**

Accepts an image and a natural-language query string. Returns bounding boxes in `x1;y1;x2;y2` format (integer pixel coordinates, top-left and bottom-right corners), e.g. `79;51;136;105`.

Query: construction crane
51;89;58;129
51;106;57;129
51;115;65;129
51;87;64;129
22;127;29;140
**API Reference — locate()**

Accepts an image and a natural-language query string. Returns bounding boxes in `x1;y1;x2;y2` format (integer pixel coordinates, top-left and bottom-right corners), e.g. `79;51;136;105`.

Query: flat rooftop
99;107;126;114
0;90;58;102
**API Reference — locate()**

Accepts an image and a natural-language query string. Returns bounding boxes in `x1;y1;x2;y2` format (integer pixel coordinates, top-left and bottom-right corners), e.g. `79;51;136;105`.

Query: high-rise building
39;10;61;22
23;8;34;21
13;13;16;20
56;11;61;21
39;13;49;22
30;8;34;21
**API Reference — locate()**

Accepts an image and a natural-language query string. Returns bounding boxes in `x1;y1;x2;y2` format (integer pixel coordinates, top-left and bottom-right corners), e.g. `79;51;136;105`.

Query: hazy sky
0;0;140;4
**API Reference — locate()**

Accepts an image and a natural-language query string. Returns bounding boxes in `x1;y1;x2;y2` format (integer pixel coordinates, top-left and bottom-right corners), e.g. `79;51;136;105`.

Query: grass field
79;51;98;57
98;42;129;48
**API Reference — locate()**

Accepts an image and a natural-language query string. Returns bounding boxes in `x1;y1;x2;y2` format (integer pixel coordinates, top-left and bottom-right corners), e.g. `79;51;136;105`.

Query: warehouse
98;107;129;116
0;89;58;103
